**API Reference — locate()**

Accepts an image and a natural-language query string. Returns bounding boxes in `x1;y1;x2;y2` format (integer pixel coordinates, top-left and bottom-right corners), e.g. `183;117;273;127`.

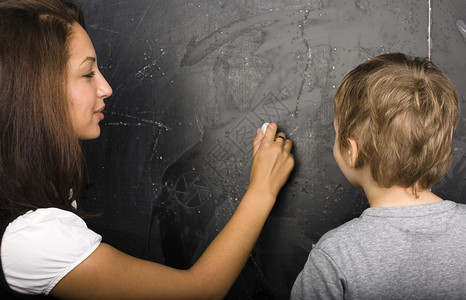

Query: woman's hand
51;122;295;300
248;122;295;200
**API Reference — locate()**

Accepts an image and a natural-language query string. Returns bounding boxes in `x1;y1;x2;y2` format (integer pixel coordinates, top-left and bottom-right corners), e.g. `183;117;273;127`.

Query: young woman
0;0;294;299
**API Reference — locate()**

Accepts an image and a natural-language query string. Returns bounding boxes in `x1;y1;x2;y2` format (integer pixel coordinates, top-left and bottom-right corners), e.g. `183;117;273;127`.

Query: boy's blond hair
334;53;459;194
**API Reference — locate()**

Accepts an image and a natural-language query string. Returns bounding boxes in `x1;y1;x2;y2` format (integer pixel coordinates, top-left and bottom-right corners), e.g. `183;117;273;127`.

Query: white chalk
261;122;270;135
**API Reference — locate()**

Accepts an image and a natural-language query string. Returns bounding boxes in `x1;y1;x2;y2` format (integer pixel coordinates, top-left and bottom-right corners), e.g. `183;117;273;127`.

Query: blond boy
291;53;465;299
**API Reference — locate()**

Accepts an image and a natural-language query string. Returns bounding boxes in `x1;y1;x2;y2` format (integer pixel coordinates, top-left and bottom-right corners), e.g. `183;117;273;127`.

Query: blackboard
79;0;466;298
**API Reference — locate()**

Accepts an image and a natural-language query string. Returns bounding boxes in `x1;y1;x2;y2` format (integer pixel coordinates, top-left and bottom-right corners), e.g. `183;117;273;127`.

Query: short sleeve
290;248;346;300
1;208;102;295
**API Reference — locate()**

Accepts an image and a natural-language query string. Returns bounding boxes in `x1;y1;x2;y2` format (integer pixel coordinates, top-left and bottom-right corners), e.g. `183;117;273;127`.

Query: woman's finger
283;139;293;152
276;135;286;142
264;123;278;141
252;128;264;156
275;132;287;143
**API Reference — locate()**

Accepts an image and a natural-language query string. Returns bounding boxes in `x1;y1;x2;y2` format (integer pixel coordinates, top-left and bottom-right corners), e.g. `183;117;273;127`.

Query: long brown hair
0;0;89;221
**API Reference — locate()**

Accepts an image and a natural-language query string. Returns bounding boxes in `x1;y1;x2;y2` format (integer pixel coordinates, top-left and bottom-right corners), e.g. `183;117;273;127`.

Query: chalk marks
201;91;293;183
288;125;300;137
221;92;292;155
205;141;239;181
205;142;236;178
106;111;172;130
295;9;313;117
355;0;370;12
309;45;331;90
135;59;157;80
453;152;466;177
227;117;258;154
457;19;466;40
212;30;273;112
174;171;212;208
180;17;277;67
253;93;291;122
88;24;124;36
428;0;432;60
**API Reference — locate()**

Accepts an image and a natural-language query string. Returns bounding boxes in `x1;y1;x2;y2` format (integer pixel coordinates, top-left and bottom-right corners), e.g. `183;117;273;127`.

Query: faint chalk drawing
310;45;331;88
227;116;258;154
174;172;211;208
205;142;237;178
253;92;291;122
452;153;466;178
355;0;370;12
457;19;466;40
213;31;272;112
180;15;277;67
257;0;322;12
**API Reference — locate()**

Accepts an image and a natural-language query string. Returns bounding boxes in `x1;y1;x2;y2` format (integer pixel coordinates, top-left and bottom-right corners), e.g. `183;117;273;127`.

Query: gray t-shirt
291;200;466;299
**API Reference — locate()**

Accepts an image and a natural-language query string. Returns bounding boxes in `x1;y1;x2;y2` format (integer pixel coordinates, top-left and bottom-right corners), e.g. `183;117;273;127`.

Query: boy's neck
364;183;443;208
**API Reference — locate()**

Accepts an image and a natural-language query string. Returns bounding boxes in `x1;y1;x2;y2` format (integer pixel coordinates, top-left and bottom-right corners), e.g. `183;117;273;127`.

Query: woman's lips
94;111;104;120
94;106;105;120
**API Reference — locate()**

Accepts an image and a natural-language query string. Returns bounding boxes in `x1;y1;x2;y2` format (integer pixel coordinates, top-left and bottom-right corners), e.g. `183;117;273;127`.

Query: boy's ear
347;138;358;168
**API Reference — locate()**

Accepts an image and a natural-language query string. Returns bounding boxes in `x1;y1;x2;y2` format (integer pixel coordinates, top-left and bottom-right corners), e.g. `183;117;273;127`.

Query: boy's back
291;53;463;299
291;200;466;299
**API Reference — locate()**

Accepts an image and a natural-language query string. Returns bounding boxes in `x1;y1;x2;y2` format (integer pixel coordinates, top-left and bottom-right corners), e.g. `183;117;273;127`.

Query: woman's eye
83;71;96;78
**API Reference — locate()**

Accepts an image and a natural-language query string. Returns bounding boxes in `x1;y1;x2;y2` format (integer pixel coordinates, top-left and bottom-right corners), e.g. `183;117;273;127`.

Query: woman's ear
347;138;358;168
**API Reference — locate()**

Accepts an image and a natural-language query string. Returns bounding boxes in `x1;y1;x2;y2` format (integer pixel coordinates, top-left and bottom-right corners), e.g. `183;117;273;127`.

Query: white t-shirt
1;208;102;295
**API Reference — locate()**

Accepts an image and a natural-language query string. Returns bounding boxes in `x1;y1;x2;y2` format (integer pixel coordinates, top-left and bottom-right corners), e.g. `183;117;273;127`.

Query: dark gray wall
79;0;466;299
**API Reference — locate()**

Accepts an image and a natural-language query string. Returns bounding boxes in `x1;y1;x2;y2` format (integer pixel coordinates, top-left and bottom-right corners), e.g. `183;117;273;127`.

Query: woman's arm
50;123;294;300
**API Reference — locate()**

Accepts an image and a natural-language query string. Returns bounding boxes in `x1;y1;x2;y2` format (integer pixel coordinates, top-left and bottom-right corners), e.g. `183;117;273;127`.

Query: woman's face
67;23;112;140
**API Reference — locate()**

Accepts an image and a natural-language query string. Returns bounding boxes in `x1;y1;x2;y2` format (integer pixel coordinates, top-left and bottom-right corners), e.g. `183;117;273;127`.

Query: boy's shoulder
314;200;466;254
454;201;466;210
314;215;367;251
451;201;466;218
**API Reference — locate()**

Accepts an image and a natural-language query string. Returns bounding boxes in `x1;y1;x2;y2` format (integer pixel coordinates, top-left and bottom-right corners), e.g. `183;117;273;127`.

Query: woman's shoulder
2;207;102;295
3;207;101;254
6;208;85;230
